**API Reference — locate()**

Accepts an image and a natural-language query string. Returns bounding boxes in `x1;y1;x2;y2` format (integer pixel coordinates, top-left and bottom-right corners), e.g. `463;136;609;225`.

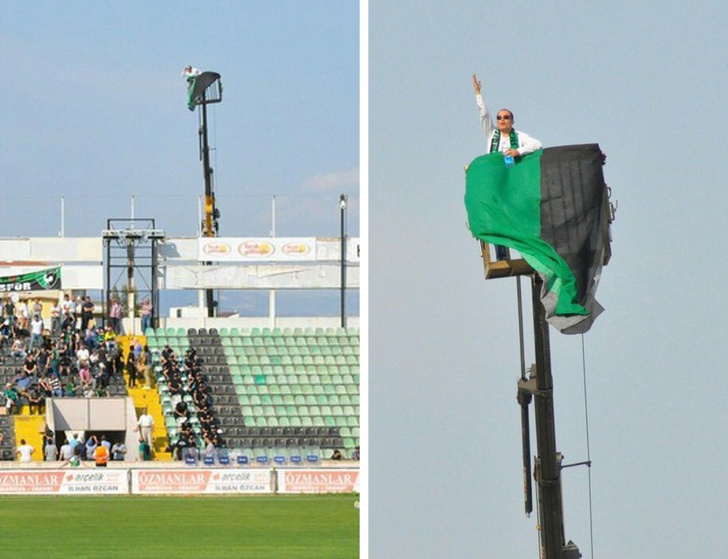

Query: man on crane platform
472;74;542;260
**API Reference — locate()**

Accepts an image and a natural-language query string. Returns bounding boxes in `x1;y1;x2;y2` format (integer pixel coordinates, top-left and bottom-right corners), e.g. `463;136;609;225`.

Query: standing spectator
44;437;58;462
135;407;154;452
29;314;44;351
141;345;154;389
61;446;85;468
111;440;127;461
108;297;123;334
100;435;111;453
140;298;152;333
85;435;98;461
94;442;109;467
59;438;74;461
4;297;15;327
69;433;82;453
80;296;94;332
32;298;43;318
125;352;137;387
15;439;35;462
60;293;72;316
50;300;61;337
138;437;152;461
17;299;29;333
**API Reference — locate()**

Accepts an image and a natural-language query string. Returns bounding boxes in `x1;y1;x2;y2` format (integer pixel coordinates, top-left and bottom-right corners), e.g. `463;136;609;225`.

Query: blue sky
1;1;360;318
1;1;359;239
370;1;728;557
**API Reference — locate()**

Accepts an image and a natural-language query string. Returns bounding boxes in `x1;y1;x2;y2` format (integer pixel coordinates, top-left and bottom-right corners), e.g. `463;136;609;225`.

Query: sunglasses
496;114;512;121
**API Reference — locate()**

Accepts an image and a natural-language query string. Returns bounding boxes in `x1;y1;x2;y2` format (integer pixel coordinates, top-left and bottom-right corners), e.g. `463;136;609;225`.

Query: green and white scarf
490;129;519;154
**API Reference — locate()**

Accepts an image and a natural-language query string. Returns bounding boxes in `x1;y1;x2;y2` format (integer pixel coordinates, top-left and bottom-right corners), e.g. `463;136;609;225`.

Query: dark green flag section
0;267;61;293
187;71;221;111
464;144;609;334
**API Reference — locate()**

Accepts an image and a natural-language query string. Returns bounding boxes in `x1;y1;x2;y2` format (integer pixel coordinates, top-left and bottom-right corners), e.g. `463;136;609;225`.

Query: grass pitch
0;494;359;558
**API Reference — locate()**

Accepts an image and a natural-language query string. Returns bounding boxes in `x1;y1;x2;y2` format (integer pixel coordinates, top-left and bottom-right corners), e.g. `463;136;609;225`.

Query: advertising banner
276;468;360;494
131;468;273;495
0;469;127;495
198;238;316;262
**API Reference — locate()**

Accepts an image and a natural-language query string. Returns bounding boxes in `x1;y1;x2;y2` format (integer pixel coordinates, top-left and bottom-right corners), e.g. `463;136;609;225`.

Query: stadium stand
147;326;360;461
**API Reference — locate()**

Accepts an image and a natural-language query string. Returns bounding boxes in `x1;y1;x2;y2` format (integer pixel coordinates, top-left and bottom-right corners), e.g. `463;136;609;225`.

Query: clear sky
370;1;728;557
1;0;359;317
1;0;359;239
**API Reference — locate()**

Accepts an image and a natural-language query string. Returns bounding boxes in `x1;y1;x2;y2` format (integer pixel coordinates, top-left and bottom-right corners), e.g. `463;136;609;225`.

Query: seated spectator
352;445;360;461
27;386;45;414
78;362;95;392
23;351;38;377
75;343;90;369
13;369;33;397
38;374;53;398
174;400;189;421
4;383;20;414
64;377;80;397
10;338;27;361
48;374;62;397
330;449;343;461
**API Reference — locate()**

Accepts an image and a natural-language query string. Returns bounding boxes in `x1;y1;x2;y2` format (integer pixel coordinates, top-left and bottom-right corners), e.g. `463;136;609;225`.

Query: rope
580;334;595;559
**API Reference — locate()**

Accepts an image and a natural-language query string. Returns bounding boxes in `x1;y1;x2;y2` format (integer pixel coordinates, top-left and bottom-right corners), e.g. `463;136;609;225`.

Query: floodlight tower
185;67;223;317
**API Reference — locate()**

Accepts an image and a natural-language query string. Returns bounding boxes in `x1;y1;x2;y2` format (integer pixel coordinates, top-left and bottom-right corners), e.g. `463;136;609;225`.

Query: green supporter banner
464;144;609;334
0;266;62;292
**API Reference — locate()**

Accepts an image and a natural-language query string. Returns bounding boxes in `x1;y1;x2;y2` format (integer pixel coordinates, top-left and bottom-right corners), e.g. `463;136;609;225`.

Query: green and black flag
0;266;61;293
464;144;610;334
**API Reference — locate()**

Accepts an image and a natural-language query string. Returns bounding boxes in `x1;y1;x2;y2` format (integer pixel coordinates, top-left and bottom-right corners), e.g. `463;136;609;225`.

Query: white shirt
76;347;90;363
17;444;34;462
138;413;154;428
476;94;542;156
